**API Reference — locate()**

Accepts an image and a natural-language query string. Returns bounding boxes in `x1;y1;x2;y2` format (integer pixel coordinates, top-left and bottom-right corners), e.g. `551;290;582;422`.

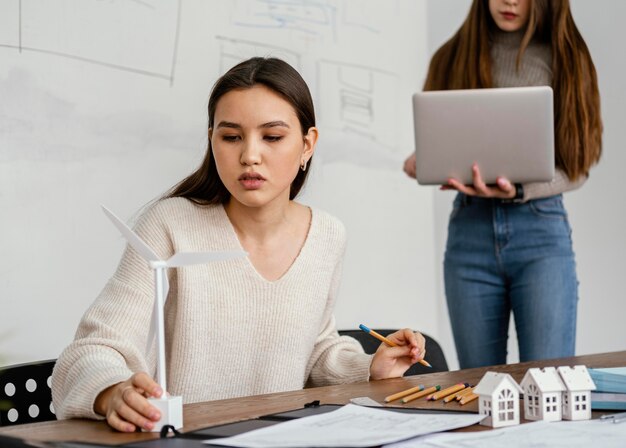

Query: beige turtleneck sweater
51;198;371;420
491;30;587;201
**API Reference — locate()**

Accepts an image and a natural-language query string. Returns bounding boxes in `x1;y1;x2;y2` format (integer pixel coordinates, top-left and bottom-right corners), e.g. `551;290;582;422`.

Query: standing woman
404;0;602;368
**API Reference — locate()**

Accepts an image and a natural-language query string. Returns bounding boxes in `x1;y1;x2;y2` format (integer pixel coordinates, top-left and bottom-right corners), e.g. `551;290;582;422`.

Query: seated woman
51;57;426;432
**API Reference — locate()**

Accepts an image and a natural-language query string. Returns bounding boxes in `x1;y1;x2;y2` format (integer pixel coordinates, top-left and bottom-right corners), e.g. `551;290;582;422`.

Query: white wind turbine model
102;206;246;431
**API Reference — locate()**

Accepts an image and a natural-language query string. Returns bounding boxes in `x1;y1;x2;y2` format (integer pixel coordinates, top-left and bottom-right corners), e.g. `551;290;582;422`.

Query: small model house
557;365;596;421
474;372;523;428
520;367;566;422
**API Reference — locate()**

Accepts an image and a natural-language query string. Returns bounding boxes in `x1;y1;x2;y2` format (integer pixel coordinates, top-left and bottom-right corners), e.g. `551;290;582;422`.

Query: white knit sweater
51;198;371;420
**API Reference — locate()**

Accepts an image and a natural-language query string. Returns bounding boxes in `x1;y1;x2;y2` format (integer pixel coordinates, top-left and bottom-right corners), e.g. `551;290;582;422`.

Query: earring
300;159;308;172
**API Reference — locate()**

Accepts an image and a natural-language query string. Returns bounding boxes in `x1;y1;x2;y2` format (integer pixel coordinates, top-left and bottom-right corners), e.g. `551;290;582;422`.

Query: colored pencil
402;385;440;403
455;387;475;401
443;385;471;403
428;383;470;401
459;393;479;405
358;324;432;368
384;384;424;403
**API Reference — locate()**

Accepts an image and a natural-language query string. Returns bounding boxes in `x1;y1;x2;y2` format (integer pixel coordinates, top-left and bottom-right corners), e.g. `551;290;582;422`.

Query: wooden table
1;351;624;446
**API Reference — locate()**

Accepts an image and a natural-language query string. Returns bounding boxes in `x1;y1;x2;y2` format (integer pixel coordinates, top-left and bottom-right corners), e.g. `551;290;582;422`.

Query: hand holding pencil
360;324;430;381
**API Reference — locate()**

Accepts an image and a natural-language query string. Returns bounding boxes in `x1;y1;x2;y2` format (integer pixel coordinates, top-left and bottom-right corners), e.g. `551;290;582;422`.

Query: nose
504;0;518;5
240;137;261;166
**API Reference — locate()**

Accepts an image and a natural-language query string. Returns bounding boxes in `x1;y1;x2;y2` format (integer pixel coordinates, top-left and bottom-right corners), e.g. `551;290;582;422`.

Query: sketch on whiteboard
230;0;388;41
231;0;338;40
215;36;301;75
315;59;401;168
0;0;181;84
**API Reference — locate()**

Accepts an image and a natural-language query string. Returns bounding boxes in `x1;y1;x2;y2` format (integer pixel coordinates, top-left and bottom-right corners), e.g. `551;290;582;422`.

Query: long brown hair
166;57;316;204
424;0;602;180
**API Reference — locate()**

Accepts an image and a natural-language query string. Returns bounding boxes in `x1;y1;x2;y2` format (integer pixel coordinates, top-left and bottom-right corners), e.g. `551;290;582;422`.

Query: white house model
520;367;566;422
474;372;523;428
557;365;596;421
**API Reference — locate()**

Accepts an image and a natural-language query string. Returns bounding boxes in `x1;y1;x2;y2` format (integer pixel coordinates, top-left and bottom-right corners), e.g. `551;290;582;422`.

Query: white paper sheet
385;419;626;448
207;404;484;448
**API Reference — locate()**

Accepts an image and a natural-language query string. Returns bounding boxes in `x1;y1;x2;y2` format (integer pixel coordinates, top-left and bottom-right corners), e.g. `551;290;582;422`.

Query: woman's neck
224;197;295;243
492;27;526;47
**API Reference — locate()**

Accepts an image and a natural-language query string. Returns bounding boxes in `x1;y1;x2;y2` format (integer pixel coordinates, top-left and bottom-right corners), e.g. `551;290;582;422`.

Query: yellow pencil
459;393;479;406
443;385;471;403
358;324;432;368
428;383;470;401
384;384;424;403
402;385;440;403
455;387;475;401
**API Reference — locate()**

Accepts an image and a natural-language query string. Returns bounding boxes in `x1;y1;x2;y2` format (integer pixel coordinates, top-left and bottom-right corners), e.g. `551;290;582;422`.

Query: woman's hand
442;163;515;199
94;372;163;432
369;329;426;380
403;153;417;179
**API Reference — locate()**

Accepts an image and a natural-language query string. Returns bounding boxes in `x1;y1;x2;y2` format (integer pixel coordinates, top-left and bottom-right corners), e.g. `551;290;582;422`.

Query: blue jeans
444;193;578;369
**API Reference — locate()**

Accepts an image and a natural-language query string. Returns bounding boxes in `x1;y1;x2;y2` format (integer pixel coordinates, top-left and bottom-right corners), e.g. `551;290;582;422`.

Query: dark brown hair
166;57;316;204
423;0;602;180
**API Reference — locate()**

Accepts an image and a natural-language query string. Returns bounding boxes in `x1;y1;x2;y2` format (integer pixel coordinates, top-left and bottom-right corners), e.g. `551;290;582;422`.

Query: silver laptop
412;86;554;185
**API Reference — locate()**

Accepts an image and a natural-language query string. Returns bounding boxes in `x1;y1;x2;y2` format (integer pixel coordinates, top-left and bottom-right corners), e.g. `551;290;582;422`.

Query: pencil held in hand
358;324;432;368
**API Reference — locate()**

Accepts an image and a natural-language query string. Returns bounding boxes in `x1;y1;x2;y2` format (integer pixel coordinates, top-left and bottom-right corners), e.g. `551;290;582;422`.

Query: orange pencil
443;385;471;403
384;384;424;403
428;383;470;401
460;393;479;405
359;324;432;368
402;385;440;403
455;387;475;401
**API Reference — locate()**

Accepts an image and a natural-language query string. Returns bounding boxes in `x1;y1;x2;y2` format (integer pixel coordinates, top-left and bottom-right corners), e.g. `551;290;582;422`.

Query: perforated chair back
338;330;449;376
0;360;56;426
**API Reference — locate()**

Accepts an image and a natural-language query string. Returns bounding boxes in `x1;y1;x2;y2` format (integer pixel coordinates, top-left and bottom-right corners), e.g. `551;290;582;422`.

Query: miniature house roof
557;365;597;392
474;372;523;396
521;367;566;393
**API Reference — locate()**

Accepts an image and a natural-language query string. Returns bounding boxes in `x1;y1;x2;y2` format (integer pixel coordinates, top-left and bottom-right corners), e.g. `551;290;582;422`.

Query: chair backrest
0;360;56;426
337;330;449;376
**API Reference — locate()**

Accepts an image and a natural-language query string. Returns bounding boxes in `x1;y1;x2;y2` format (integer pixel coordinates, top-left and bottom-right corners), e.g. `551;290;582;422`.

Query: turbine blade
166;250;247;267
102;206;160;262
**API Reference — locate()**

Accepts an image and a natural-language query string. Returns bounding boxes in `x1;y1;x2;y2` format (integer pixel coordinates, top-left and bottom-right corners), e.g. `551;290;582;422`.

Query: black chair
0;360;56;426
338;329;449;376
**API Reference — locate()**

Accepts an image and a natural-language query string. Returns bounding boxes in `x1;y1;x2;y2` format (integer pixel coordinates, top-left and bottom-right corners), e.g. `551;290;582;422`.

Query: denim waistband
457;193;563;206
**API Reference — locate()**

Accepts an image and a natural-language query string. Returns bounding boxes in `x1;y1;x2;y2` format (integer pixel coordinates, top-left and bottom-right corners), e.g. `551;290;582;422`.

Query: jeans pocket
529;196;567;220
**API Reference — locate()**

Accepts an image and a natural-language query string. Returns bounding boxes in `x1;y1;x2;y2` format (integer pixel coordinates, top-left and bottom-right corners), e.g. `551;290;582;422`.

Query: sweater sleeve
51;205;173;420
305;250;372;387
522;168;587;201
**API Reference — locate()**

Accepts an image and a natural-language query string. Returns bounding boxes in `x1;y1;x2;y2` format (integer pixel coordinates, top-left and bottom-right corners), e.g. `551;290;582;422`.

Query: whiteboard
0;0;435;364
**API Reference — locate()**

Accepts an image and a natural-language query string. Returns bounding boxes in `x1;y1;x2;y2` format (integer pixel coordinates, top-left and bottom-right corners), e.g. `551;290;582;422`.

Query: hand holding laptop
408;86;555;188
441;163;516;199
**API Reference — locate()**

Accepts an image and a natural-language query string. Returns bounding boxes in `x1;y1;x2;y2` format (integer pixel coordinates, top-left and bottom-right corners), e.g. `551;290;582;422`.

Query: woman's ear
302;126;319;162
208;128;213;141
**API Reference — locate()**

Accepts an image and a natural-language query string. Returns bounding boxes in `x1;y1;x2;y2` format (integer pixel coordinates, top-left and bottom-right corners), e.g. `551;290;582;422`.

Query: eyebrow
215;120;290;129
260;120;290;129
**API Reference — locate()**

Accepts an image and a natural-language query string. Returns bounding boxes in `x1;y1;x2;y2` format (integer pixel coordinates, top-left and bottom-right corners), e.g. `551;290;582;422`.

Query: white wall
427;0;626;370
2;0;624;371
0;0;436;366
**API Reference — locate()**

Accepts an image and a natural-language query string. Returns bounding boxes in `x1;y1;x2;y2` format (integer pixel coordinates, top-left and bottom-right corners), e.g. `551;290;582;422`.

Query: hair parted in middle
423;0;602;181
166;57;316;205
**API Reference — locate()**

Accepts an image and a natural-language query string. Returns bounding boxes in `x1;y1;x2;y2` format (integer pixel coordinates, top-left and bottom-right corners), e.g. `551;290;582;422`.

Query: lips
238;172;265;181
501;11;518;20
238;172;266;190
